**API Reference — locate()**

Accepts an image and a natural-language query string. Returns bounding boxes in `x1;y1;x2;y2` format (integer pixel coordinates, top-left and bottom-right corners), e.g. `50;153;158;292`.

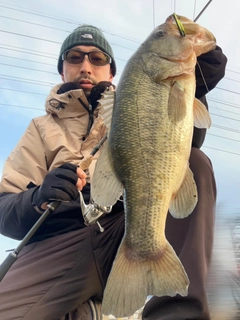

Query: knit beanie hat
57;25;116;76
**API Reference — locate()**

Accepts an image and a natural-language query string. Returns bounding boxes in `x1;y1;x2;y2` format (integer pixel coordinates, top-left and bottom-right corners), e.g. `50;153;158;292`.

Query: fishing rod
0;201;60;282
194;0;213;22
0;134;108;282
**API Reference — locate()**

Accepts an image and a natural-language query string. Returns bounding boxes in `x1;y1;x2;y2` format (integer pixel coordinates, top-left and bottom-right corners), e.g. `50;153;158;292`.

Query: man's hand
32;163;86;212
89;81;115;110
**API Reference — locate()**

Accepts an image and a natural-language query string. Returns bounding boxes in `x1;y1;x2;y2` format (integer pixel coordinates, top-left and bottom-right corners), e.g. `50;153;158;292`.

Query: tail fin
102;240;189;318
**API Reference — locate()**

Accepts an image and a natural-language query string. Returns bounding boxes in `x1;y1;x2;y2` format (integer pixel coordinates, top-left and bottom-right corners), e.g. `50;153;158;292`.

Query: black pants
0;211;125;320
0;148;216;320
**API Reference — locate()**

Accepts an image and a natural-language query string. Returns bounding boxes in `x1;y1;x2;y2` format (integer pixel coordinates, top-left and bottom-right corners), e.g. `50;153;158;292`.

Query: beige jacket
0;83;107;193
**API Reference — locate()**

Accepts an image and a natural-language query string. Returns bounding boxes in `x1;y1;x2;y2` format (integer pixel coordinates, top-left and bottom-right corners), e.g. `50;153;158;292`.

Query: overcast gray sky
0;1;239;313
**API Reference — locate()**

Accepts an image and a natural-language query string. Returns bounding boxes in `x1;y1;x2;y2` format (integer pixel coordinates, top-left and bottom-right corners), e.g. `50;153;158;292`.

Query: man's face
61;45;113;97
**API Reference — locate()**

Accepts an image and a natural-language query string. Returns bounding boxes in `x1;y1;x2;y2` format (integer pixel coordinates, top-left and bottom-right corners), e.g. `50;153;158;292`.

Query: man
0;24;227;320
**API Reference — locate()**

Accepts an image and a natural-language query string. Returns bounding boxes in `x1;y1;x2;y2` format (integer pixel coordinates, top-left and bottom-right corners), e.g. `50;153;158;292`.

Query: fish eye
155;29;165;37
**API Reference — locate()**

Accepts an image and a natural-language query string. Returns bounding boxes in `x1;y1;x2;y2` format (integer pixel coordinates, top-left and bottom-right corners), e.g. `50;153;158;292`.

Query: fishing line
152;0;155;28
196;61;209;93
193;0;214;94
193;0;197;20
193;1;235;132
173;0;177;12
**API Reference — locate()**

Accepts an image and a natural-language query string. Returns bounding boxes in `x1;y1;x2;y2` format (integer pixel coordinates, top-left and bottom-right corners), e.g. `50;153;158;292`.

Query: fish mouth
161;54;191;63
162;45;195;63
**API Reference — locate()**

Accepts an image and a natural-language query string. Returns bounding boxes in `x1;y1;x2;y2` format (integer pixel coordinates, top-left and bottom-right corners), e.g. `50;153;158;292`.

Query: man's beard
74;75;97;98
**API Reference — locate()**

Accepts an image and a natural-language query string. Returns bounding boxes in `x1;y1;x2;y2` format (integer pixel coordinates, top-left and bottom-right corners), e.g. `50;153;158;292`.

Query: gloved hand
89;81;115;110
32;163;86;212
57;82;81;94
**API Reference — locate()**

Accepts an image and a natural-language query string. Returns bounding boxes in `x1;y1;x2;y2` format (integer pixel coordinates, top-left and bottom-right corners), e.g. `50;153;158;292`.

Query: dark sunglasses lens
64;50;84;64
63;50;111;66
88;52;110;66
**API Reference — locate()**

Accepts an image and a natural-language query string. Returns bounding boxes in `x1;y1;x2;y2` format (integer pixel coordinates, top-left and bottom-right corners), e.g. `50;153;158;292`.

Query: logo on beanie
81;34;93;39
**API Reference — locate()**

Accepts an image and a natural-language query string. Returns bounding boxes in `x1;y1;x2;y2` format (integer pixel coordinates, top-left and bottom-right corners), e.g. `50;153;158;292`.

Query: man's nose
79;56;92;74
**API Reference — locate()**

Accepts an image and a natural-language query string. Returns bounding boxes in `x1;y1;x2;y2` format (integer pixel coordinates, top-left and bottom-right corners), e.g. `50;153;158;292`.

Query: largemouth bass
90;14;216;317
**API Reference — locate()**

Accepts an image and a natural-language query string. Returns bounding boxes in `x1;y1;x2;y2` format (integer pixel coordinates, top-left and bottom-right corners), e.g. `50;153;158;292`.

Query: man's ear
109;71;113;82
61;72;65;82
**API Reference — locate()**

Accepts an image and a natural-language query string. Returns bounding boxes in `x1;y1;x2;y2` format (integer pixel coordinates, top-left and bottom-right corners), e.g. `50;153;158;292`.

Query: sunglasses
62;49;112;67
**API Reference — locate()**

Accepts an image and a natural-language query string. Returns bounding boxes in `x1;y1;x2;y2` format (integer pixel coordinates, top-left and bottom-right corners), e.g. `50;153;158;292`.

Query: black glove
57;82;81;94
89;81;115;110
32;163;79;211
195;46;227;98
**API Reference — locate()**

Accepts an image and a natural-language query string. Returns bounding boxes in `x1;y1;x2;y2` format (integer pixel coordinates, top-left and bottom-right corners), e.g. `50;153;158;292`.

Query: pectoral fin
91;141;123;207
169;166;198;218
98;86;115;132
168;81;186;124
91;86;123;206
193;98;211;128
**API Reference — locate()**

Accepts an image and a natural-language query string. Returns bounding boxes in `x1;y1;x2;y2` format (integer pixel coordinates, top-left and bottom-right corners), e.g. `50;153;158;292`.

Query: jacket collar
45;83;90;119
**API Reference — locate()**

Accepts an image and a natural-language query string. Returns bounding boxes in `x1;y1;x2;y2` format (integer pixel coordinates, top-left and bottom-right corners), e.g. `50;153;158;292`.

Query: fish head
141;14;216;61
138;14;216;81
167;14;216;56
141;20;194;62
